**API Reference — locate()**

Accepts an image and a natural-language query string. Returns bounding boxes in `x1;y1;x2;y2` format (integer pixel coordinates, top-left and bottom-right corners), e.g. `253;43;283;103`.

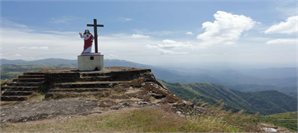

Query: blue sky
1;1;283;34
0;0;297;67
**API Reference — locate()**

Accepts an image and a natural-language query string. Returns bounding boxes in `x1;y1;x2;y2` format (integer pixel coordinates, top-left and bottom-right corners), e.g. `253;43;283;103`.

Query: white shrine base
78;53;104;71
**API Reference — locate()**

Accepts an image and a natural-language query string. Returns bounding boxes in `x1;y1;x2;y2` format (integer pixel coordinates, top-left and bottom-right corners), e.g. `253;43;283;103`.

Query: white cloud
156;39;192;49
197;11;256;46
15;54;22;57
265;16;297;45
265;16;298;34
147;39;193;54
18;46;49;50
131;34;150;39
266;39;297;45
0;19;29;29
124;18;132;21
0;27;81;60
156;49;188;55
185;32;193;35
119;17;133;22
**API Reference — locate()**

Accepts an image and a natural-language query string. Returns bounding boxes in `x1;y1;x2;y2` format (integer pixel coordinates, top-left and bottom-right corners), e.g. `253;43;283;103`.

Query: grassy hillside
1;107;260;132
164;82;297;115
260;112;298;131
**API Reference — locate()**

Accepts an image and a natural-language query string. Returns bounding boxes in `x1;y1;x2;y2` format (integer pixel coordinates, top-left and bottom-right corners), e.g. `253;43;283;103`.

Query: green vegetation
164;82;297;115
1;107;260;132
260;112;298;131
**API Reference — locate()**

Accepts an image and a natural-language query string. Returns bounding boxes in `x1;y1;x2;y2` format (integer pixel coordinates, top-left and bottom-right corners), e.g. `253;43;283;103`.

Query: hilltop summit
1;67;202;123
1;67;293;132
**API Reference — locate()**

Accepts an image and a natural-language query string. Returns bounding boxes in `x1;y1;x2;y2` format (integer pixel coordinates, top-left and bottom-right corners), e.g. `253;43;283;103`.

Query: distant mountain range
0;58;77;67
164;82;297;115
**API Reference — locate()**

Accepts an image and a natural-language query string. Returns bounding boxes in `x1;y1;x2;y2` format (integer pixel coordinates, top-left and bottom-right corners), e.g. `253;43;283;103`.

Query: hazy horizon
1;57;296;70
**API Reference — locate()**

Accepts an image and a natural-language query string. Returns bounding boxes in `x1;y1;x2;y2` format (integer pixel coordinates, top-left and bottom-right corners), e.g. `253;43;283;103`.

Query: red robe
80;33;93;54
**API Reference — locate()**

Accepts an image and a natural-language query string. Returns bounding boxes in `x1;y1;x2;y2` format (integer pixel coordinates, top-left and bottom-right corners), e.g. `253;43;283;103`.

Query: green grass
1;107;261;132
260;112;298;131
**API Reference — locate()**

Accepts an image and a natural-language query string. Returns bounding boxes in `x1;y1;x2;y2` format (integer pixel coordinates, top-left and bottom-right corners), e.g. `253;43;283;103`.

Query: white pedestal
78;54;104;71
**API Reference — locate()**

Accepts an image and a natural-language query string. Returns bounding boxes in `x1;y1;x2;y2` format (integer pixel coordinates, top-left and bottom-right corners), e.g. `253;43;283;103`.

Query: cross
87;19;104;53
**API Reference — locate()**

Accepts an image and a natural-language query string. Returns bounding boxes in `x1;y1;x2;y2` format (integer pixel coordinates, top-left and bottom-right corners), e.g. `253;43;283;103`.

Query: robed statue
79;29;94;54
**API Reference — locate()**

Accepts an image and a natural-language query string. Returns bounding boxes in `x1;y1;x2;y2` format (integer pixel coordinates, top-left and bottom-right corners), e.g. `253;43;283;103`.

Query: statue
78;19;104;71
79;29;93;54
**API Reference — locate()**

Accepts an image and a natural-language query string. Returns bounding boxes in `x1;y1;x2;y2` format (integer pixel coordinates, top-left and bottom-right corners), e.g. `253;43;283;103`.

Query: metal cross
87;19;104;53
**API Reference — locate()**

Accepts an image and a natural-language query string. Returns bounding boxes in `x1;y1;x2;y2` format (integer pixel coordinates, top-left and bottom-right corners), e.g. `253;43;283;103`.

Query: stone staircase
1;72;45;101
46;72;123;98
1;67;152;101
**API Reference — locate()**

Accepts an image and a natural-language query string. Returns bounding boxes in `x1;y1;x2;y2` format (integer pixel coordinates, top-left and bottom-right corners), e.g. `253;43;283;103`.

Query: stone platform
78;54;104;71
1;67;152;102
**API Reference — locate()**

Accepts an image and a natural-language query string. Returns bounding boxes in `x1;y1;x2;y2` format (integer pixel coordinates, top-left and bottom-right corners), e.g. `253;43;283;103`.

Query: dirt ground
0;98;102;123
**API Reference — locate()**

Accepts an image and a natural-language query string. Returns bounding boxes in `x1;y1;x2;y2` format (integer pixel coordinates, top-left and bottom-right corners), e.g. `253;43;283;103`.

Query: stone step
49;87;111;92
23;72;45;76
7;81;44;86
79;76;112;81
54;81;121;88
2;91;33;96
1;96;29;101
80;72;106;77
13;78;44;82
2;86;40;91
19;75;45;78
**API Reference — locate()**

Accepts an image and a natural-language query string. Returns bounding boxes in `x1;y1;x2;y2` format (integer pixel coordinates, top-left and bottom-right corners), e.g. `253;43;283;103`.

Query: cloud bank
131;34;150;39
147;39;192;55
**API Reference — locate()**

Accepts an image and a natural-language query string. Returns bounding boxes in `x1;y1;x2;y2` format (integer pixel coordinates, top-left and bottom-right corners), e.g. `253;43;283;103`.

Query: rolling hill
164;82;297;115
